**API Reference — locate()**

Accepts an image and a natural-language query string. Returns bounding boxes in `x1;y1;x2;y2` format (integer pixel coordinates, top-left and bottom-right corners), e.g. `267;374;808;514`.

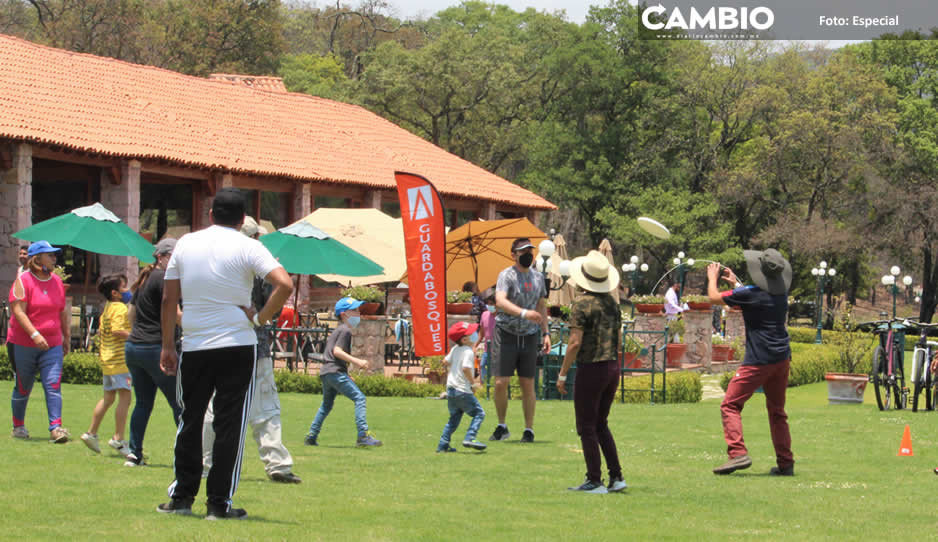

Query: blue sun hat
335;296;365;317
27;240;62;258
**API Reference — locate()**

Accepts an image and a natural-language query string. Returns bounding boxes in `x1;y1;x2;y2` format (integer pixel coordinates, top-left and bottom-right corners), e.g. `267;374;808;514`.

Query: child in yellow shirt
80;274;133;456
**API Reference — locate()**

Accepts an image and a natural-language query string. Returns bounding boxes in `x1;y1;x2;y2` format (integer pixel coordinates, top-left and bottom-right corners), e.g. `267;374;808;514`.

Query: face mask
347;316;361;328
121;291;133;304
469;332;479;343
519;252;534;268
486;305;496;313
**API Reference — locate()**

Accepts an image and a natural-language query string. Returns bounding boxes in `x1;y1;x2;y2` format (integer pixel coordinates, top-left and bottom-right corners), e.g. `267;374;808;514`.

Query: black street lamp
811;261;836;344
534;238;571;292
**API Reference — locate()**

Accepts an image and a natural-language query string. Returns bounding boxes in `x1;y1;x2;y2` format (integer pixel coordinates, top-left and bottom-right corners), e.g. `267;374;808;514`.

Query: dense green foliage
3;1;938;314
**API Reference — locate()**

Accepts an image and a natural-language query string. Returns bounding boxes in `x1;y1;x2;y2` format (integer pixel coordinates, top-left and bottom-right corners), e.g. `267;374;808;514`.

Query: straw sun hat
569;250;620;294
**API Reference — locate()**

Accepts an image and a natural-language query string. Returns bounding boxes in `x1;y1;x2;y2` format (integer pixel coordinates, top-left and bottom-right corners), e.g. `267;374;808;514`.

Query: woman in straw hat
557;250;627;494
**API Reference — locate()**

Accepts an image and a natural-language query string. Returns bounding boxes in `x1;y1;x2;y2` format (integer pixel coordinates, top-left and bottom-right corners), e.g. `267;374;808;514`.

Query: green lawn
2;379;938;541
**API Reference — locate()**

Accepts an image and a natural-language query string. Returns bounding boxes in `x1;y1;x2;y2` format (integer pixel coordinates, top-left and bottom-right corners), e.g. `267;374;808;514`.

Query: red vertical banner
395;171;447;357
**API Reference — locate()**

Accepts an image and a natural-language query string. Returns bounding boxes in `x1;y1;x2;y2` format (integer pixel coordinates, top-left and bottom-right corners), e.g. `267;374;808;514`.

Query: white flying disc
637;217;671;239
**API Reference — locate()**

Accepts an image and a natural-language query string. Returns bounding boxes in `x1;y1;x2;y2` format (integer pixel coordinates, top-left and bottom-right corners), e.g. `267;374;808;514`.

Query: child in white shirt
437;322;487;453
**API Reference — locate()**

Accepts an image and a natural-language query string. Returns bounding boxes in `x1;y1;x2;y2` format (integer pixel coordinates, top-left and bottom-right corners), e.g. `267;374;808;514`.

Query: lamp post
811;261;836;344
621;255;649;297
535;238;571;292
672;251;695;299
880;266;912;319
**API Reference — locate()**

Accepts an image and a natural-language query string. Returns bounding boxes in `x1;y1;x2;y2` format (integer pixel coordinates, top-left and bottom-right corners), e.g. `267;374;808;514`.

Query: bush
718;342;876;391
0;349;103;384
618;371;701;403
273;370;443;398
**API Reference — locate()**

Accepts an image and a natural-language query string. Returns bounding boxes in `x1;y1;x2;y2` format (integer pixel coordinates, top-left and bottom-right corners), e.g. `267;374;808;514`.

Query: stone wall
683;309;712;372
0;143;32;296
725;309;745;342
630;312;668;369
99;160;141;285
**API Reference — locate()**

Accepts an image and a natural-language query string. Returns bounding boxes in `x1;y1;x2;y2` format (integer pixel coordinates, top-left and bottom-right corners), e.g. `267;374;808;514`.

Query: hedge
789;326;914;351
0;349;445;398
619;371;702;404
719;341;877;391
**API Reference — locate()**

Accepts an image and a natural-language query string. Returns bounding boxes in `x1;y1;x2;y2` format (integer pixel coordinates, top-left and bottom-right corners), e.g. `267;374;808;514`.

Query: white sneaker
12;426;29;439
608;476;628;492
108;438;131;457
81;432;101;453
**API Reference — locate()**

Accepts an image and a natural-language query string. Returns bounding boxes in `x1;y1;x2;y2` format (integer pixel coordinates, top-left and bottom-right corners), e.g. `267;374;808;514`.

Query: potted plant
341;285;383;315
632;294;665;314
446;290;474;315
824;303;869;404
620;334;645;369
53;265;71;293
665;317;687;367
711;335;734;361
420;355;447;385
684;294;712;311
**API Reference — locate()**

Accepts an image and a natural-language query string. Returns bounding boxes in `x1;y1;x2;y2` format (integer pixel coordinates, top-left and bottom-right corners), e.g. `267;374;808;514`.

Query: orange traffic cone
898;425;914;456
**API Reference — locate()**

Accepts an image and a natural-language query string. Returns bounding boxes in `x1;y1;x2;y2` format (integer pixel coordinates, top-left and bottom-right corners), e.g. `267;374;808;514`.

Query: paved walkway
700;374;726;401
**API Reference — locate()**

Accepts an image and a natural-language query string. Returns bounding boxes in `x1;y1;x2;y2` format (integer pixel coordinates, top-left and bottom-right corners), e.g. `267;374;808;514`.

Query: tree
278;52;351;99
850;35;938;321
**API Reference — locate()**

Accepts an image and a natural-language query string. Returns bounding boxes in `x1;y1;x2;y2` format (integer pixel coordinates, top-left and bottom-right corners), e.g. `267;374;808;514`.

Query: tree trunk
919;245;938;323
846;259;859;305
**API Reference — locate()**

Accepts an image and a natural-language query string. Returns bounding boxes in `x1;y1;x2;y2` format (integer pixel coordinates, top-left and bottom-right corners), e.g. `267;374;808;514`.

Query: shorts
494;327;539;379
103;372;132;391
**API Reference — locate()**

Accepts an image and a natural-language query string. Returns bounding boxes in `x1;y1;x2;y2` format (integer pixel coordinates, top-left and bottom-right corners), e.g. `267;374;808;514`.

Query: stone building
0;34;555;300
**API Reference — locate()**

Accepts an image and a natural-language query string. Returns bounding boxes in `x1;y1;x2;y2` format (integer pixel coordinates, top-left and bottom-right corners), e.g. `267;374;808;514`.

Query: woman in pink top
8;241;71;443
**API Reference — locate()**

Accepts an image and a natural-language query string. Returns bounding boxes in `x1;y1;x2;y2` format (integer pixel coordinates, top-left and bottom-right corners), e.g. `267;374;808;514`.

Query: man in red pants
707;249;794;476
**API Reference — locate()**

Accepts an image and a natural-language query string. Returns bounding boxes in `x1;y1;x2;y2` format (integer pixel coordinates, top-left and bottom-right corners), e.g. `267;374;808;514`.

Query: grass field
3;379;938;541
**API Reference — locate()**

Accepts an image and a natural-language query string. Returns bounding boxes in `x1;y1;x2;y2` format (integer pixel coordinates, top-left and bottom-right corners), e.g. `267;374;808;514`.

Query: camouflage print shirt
569;291;621;364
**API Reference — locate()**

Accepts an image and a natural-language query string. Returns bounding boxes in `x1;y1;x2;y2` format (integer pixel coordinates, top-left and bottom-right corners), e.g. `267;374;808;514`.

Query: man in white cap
707;249;794;476
201;217;301;484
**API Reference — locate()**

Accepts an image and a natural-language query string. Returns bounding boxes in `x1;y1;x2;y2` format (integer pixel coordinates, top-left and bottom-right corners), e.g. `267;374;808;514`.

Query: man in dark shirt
707;249;794;476
304;297;382;447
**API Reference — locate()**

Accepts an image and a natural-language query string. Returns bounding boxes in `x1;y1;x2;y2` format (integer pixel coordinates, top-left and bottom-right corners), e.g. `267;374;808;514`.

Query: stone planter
426;370;446;385
712;344;734;361
824;373;868;404
635;303;664;314
446;303;473;315
665;343;687;367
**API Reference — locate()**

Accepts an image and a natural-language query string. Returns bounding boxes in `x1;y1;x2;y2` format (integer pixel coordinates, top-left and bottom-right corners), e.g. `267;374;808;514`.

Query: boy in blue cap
305;297;382;447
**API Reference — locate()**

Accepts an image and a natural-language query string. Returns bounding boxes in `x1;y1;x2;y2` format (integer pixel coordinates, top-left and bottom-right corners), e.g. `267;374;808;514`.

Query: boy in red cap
437;322;487;453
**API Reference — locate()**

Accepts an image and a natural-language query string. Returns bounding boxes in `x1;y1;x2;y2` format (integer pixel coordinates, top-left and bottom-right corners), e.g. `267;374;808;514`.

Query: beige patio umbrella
300;208;407;286
548;234;576;307
598;238;620;303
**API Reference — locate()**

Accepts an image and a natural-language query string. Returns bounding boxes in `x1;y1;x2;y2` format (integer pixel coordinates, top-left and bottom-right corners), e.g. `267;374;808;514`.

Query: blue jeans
438;388;485;448
308;372;368;437
125;342;181;457
11;344;63;431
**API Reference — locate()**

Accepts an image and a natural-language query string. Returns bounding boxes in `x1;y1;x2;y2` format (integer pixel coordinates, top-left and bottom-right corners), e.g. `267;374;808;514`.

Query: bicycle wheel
893;346;907;410
926;355;935;411
912;349;926;412
872;345;890;411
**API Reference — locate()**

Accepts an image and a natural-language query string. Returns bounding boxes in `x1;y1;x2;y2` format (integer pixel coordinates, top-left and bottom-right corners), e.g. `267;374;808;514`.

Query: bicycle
865;317;913;411
909;322;938;412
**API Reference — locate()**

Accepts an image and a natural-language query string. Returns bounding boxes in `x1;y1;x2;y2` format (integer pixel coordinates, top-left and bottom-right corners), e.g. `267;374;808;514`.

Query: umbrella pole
292;274;300;372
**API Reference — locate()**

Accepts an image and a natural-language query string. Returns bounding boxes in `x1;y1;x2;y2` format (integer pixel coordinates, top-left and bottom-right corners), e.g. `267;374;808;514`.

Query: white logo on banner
407;186;435;221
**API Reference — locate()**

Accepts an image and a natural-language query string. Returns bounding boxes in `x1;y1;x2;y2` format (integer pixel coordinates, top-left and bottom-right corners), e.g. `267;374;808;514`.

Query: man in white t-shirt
157;188;293;520
664;280;683;321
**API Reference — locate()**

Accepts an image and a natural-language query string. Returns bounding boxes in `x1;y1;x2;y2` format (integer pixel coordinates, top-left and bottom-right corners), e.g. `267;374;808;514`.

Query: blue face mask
347;316;361;328
486;305;496;313
469;332;479;343
121;291;132;304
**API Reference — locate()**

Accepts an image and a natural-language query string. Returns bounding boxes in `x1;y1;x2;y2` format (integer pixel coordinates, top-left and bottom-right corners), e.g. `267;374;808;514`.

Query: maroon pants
720;359;793;468
574;360;622;483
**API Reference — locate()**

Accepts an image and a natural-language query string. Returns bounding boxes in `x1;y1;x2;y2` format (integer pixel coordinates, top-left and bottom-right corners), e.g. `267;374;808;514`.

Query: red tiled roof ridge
0;33;556;210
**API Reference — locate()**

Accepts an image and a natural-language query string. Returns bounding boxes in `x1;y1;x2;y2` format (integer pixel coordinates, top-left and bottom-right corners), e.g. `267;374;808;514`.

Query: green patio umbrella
260;221;384;277
13;202;155;263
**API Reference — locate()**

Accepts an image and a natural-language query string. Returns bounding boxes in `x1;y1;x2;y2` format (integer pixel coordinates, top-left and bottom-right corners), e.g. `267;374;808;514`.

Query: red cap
448;321;479;343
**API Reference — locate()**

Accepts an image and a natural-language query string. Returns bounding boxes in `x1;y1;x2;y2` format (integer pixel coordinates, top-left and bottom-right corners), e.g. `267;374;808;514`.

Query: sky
388;0;865;48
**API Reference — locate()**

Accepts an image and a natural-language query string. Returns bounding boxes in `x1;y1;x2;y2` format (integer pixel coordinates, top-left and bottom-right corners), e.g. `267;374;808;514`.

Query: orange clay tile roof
0;34;555;211
208;74;289;93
